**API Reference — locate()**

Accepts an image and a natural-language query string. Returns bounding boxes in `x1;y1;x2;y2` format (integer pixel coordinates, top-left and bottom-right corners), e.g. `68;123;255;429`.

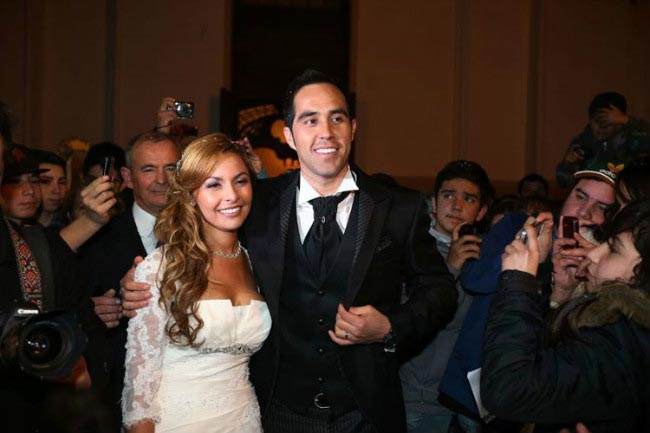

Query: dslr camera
0;302;87;380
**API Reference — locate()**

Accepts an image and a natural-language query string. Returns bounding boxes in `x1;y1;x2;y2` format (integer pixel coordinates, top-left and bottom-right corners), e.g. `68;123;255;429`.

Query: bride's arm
122;251;167;431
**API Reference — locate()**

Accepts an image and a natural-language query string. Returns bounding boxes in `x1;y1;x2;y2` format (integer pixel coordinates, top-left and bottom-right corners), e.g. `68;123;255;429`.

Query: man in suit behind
243;70;457;433
77;131;180;432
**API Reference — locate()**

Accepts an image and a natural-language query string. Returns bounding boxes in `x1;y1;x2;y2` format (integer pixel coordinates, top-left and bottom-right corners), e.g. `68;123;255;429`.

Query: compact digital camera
174;101;195;119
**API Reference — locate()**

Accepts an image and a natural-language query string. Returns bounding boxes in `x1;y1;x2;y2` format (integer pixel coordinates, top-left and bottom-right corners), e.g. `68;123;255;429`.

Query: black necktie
304;192;350;279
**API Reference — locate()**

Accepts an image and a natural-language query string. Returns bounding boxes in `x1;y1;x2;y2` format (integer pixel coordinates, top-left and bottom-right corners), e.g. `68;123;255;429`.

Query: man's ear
121;166;133;189
351;119;357;141
475;203;488;222
283;126;296;150
430;197;437;215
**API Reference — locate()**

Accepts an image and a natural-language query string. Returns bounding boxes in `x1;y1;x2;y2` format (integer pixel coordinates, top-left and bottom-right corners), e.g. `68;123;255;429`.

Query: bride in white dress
122;134;271;433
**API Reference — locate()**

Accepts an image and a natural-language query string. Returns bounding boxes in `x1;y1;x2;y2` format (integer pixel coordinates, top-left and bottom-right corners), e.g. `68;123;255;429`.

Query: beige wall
2;0;648;195
0;1;107;149
113;0;229;145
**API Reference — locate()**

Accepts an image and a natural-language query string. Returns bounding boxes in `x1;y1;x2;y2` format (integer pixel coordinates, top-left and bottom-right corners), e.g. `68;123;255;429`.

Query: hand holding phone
102;156;115;177
560;216;579;249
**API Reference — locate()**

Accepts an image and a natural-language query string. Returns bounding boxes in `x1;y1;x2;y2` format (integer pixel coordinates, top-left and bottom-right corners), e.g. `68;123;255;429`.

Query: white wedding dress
122;248;271;433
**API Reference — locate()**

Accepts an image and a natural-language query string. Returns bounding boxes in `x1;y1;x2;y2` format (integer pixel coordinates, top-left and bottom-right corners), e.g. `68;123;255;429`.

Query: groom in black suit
243;70;457;433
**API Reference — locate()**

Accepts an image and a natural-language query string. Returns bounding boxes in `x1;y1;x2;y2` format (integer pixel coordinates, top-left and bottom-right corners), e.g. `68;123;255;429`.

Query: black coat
482;270;650;433
244;169;457;433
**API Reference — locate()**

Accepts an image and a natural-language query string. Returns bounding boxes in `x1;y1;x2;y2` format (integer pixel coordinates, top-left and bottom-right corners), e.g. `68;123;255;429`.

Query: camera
174;101;194;119
0;303;87;380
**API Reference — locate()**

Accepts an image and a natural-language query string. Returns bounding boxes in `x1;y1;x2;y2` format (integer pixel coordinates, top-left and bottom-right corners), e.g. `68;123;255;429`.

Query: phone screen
560;216;579;248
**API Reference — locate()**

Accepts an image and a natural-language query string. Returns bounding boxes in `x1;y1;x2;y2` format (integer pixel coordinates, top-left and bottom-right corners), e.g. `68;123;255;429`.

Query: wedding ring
344;332;349;340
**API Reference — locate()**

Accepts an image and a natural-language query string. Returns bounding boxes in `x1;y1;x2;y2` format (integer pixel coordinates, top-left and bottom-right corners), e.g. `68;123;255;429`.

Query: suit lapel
256;173;298;318
345;171;389;306
118;209;147;258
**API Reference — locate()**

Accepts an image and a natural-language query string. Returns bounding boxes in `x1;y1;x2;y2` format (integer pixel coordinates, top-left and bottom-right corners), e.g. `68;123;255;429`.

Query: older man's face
122;139;179;216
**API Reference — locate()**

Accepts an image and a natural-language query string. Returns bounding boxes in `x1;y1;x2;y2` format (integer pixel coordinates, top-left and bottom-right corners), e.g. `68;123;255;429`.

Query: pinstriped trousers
263;399;378;433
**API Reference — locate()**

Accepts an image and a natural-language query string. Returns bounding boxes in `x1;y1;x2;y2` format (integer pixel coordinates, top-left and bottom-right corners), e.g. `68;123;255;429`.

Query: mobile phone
102;156;115;177
561;216;579;248
458;224;477;238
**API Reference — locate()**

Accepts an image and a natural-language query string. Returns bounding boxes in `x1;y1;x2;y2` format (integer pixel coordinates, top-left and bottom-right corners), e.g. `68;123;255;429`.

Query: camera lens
22;323;63;364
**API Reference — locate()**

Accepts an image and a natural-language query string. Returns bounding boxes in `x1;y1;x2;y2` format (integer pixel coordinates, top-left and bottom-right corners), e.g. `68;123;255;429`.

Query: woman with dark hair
481;200;650;433
616;156;650;208
121;134;270;433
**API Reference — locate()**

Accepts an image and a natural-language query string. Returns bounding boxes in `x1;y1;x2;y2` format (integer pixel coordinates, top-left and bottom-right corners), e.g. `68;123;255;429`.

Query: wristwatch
383;328;397;353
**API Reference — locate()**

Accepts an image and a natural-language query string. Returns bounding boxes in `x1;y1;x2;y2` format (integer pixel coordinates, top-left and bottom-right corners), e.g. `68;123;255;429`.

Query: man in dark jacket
556;92;650;187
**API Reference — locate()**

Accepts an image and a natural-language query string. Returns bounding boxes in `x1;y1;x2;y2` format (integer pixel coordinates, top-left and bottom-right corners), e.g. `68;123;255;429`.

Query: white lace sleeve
121;249;168;428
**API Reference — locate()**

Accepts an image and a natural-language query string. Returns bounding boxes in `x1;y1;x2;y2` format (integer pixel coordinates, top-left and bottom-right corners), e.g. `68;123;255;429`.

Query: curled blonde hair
155;133;256;346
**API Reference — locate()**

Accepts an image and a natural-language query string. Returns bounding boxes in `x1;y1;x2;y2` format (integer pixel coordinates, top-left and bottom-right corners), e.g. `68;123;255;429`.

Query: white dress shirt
132;202;158;254
295;167;359;243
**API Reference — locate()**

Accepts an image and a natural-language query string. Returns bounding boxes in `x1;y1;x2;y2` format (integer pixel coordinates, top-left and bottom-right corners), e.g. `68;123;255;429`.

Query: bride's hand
502;217;541;276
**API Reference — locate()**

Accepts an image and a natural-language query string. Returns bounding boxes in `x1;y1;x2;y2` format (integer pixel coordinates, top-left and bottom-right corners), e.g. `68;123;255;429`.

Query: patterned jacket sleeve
121;249;168;428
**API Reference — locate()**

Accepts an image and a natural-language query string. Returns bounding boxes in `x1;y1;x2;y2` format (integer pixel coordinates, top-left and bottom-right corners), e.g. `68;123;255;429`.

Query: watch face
383;329;396;353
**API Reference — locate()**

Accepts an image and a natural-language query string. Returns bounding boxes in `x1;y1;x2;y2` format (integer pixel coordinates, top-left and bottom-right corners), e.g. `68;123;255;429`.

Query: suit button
318;377;325;383
317;289;325;296
317;347;324;354
318;318;325;326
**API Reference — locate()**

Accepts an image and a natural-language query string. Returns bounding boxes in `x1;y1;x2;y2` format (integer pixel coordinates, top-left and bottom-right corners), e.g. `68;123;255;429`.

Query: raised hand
156;97;178;135
447;223;481;271
80;175;117;225
502;217;541;276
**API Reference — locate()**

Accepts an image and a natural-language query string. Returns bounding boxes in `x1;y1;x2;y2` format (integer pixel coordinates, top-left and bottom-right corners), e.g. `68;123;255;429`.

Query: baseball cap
574;159;624;186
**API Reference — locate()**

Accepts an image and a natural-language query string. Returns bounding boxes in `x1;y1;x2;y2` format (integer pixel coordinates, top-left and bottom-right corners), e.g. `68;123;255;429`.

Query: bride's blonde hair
155;133;255;346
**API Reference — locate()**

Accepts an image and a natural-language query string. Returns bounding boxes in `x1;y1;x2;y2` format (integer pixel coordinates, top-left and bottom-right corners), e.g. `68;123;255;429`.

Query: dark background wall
1;0;649;196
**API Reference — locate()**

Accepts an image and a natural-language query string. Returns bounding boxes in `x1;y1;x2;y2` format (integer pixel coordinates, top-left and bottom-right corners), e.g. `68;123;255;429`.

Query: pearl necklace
211;242;242;259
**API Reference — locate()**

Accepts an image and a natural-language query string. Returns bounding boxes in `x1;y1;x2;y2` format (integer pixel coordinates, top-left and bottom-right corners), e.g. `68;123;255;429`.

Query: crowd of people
1;74;649;433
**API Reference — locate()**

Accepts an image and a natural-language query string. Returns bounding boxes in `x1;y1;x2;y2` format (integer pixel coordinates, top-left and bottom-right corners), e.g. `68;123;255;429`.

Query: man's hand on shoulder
328;304;391;346
155;97;178;135
120;256;152;318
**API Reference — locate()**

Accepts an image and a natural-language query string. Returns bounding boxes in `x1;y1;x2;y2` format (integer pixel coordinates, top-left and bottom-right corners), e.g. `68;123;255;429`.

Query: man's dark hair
517;173;549;196
35;150;66;172
588;92;627;118
0;99;13;145
433;160;494;206
283;69;352;131
82;142;126;177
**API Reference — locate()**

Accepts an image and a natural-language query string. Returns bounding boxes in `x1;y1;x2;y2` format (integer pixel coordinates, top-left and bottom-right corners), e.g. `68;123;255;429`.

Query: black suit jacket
245;169;457;433
77;207;147;299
